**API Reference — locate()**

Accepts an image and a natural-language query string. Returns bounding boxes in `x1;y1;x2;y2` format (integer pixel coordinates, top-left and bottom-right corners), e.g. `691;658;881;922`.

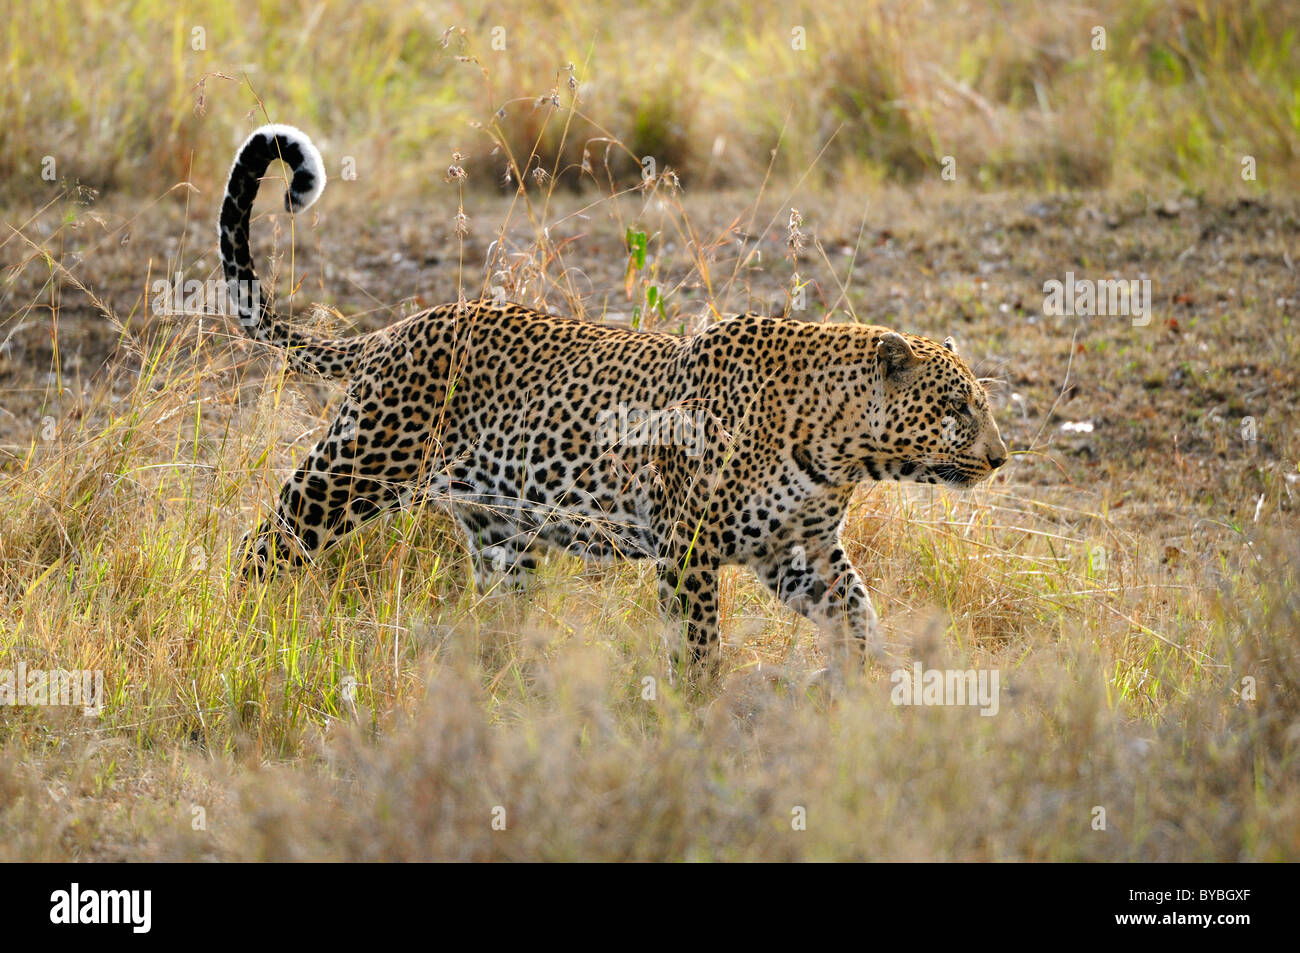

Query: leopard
219;124;1008;678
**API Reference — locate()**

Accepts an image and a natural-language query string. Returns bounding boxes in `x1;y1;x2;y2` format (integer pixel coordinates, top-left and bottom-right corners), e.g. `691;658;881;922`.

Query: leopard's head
864;331;1007;488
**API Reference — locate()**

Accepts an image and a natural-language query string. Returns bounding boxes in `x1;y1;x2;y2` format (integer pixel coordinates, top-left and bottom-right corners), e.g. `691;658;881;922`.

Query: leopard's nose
987;452;1007;469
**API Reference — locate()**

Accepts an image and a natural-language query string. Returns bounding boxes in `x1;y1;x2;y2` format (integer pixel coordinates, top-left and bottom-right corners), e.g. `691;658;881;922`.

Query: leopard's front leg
754;535;882;677
648;446;729;680
657;552;722;678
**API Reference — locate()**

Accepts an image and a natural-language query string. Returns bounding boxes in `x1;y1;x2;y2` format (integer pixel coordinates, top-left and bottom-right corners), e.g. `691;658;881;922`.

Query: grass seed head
787;208;805;257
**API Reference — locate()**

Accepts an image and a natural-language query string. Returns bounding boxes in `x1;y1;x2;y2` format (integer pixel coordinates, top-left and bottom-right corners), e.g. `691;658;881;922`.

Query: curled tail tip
236;123;327;213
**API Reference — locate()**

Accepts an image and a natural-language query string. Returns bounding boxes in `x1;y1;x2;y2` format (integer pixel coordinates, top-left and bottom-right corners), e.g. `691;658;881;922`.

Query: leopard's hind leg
240;384;427;575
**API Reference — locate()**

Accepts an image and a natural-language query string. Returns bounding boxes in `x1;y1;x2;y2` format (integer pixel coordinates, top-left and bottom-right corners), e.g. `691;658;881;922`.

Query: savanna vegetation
0;0;1297;860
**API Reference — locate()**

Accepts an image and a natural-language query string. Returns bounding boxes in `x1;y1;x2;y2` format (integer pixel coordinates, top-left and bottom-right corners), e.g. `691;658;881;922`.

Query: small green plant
625;227;667;328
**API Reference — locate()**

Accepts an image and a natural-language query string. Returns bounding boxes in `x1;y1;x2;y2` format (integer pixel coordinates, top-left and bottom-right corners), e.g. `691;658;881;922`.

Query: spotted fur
220;125;1008;676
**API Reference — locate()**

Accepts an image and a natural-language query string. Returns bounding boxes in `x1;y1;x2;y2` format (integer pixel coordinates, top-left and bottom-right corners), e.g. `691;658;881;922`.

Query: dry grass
2;0;1297;205
1;0;1299;861
2;177;1298;859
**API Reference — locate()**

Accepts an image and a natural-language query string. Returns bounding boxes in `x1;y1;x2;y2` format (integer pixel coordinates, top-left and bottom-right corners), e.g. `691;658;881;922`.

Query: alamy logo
0;663;102;716
595;403;710;456
1042;271;1151;326
150;274;261;322
890;663;1000;716
50;883;151;933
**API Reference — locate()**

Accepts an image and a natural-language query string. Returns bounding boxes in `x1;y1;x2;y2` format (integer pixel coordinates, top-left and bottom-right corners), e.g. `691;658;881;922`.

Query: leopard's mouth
930;463;983;488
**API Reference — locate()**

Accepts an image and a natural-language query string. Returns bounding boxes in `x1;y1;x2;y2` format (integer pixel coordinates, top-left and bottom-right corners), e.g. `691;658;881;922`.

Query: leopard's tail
218;124;363;379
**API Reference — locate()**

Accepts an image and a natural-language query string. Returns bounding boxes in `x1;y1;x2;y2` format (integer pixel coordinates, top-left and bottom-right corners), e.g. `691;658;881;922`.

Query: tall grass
2;0;1297;205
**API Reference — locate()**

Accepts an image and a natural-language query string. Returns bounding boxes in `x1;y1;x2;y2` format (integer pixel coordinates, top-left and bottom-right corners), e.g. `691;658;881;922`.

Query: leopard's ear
943;335;958;354
877;332;920;379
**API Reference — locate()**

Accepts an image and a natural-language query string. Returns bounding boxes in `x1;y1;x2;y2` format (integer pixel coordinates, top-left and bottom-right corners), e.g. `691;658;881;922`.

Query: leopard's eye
949;397;970;416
